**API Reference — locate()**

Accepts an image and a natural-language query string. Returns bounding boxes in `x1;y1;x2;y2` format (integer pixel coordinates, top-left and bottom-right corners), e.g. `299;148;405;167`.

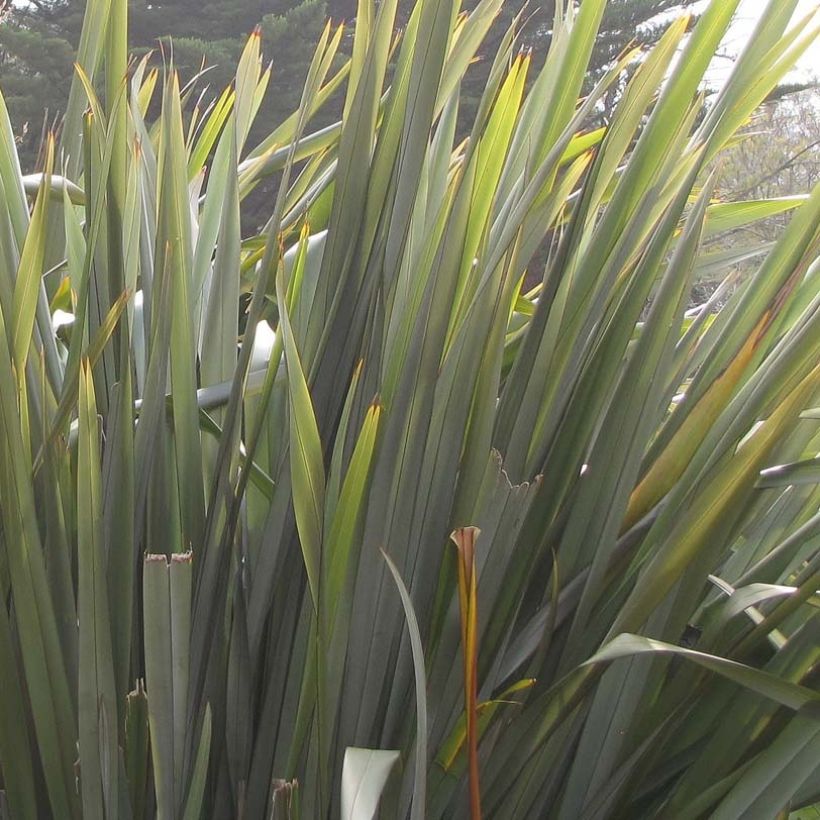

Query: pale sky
699;0;820;83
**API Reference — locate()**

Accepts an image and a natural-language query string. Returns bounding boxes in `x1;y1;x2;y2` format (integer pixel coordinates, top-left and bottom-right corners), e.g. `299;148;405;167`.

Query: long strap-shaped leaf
0;293;78;819
77;362;119;818
585;634;818;712
12;136;53;373
155;71;206;554
383;549;428;820
277;255;325;609
143;552;193;819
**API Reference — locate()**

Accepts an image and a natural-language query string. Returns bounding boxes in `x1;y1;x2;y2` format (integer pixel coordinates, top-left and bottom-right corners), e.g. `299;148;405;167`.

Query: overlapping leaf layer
0;0;818;816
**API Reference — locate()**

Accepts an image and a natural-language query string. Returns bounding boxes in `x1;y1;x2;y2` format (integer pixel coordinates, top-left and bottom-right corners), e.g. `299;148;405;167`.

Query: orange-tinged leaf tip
450;527;481;565
450;526;481;541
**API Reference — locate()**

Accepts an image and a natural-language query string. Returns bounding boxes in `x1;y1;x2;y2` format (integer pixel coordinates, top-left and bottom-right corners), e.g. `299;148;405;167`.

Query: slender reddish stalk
451;526;482;820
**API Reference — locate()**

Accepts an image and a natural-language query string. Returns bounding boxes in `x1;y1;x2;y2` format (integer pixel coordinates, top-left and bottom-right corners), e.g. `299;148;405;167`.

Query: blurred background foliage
0;0;711;198
4;0;816;233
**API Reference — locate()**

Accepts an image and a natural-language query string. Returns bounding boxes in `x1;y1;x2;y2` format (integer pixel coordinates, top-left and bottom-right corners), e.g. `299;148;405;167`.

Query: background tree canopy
0;0;815;253
0;0;328;165
1;0;705;167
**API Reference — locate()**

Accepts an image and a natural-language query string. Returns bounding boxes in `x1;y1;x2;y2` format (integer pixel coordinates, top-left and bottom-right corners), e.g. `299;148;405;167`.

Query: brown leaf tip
450;526;481;565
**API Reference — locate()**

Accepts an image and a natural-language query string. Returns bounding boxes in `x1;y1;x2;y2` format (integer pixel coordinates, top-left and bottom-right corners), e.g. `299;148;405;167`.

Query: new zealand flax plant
0;0;819;816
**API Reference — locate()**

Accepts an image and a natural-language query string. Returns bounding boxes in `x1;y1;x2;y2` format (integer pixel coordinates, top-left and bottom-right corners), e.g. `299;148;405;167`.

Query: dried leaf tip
144;552;192;567
450;526;481;565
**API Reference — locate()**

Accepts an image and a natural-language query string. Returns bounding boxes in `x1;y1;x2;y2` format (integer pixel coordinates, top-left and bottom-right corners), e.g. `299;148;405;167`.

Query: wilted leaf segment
0;0;818;817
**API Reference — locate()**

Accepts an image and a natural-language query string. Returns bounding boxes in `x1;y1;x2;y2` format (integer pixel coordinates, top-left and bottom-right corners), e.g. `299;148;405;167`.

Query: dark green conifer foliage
0;0;328;167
